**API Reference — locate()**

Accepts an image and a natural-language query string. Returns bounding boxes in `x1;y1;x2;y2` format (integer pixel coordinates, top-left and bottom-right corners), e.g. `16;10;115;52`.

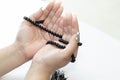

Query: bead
59;38;68;45
71;54;76;63
78;42;82;46
51;70;67;80
35;20;44;24
23;16;63;38
23;16;82;49
46;41;65;49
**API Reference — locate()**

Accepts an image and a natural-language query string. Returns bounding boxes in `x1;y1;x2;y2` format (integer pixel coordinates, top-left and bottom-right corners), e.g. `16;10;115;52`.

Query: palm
32;14;79;72
63;14;79;41
51;13;79;43
16;1;63;59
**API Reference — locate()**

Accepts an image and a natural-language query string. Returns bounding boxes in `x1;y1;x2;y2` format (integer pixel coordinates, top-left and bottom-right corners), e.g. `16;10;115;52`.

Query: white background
0;0;120;80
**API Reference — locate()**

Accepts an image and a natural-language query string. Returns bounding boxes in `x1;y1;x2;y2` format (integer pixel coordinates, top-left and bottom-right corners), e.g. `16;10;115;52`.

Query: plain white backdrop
0;0;120;80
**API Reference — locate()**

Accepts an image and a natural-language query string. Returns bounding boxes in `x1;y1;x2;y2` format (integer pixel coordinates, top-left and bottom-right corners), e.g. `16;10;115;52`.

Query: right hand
32;14;80;73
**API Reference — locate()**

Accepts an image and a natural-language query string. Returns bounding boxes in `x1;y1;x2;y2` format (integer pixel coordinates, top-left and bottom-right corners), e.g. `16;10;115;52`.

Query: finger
44;1;62;26
22;8;43;26
51;17;64;40
61;33;79;56
47;6;63;30
66;13;72;26
63;14;68;34
72;15;79;33
66;13;72;34
48;6;63;32
62;14;71;41
39;0;55;20
29;7;43;21
22;0;54;25
57;17;64;34
50;4;63;25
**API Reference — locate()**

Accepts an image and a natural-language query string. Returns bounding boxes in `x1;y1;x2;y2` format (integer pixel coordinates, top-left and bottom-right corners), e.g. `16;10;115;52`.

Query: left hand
16;1;63;60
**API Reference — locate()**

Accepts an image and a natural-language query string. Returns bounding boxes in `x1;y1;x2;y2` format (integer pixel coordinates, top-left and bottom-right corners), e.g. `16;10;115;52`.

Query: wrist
25;62;52;80
13;41;29;62
13;41;30;62
0;42;28;76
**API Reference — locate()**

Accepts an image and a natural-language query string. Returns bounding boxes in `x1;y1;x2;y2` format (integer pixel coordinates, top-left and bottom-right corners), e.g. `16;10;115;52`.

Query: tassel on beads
51;70;67;80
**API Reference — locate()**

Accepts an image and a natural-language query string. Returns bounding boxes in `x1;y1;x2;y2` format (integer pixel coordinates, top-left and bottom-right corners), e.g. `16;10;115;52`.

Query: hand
47;13;79;44
25;13;80;80
32;14;80;73
16;0;63;60
32;35;78;73
46;13;80;55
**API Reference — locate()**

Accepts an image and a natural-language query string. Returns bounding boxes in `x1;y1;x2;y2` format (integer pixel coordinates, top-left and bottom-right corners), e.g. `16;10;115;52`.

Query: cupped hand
16;1;63;60
47;13;80;55
32;34;79;73
32;14;80;73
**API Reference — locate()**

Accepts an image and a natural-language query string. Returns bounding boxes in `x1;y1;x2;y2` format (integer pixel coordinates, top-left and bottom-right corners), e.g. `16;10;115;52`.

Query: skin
0;0;63;76
17;0;63;59
0;0;80;80
25;14;80;80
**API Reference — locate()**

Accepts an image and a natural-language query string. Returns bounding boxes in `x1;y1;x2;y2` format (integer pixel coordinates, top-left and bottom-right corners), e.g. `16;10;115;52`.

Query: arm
0;42;27;76
25;62;51;80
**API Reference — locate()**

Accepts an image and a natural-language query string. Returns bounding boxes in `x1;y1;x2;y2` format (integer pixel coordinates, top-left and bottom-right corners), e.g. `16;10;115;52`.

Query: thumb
62;33;80;56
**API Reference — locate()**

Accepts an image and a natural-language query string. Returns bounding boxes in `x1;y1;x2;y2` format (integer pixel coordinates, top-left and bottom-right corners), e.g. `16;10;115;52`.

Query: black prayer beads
46;41;65;49
23;16;82;63
24;16;62;38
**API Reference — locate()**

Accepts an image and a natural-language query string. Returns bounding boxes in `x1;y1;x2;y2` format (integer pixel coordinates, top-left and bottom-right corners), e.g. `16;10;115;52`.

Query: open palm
49;13;79;46
16;1;63;60
32;13;80;72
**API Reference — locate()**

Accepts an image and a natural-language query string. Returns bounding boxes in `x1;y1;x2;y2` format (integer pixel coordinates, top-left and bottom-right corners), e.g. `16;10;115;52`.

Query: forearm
0;42;28;76
25;62;51;80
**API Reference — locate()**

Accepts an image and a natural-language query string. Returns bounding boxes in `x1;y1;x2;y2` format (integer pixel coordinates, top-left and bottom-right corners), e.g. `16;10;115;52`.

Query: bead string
23;16;82;63
46;41;65;49
51;70;67;80
59;38;82;46
24;16;62;38
35;20;45;24
24;16;82;46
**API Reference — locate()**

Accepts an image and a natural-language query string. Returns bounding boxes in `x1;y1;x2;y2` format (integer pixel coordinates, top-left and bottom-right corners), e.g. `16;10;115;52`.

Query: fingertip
29;7;43;21
45;0;55;10
67;13;72;25
55;6;63;18
72;15;79;32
